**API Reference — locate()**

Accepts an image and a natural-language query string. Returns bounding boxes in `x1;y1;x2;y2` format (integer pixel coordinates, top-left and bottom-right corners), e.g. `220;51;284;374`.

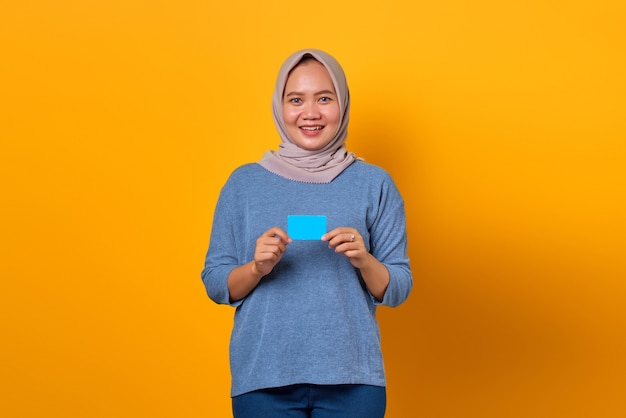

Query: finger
257;250;281;263
321;227;343;242
258;238;287;256
256;245;285;265
324;229;359;247
263;226;292;244
322;228;347;243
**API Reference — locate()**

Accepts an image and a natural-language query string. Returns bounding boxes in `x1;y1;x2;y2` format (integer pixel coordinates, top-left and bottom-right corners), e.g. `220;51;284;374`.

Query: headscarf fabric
258;49;356;183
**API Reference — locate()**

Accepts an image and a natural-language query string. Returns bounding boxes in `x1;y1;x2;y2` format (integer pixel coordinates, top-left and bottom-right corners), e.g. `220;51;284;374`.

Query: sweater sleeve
200;174;243;307
368;175;413;307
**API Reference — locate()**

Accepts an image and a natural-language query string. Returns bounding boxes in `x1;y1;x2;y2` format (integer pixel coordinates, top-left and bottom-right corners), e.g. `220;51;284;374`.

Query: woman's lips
300;125;324;135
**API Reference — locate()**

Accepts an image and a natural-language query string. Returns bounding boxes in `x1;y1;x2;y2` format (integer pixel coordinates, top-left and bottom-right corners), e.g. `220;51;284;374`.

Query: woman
202;49;412;417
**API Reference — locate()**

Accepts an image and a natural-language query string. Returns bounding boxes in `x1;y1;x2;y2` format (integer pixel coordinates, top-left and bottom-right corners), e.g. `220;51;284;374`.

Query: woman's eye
290;98;302;104
319;97;331;102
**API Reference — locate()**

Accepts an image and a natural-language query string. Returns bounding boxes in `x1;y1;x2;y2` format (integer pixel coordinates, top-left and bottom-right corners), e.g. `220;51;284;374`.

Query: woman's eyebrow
315;90;336;96
285;90;336;97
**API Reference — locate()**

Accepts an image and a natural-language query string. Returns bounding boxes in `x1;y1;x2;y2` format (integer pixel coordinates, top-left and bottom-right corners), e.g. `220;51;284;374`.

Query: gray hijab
258;49;356;183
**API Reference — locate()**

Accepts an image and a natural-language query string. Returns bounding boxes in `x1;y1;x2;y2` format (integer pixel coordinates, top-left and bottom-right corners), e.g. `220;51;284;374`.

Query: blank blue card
288;215;327;240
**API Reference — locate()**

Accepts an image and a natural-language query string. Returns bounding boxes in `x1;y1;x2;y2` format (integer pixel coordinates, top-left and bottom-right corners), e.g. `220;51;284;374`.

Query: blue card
288;215;327;240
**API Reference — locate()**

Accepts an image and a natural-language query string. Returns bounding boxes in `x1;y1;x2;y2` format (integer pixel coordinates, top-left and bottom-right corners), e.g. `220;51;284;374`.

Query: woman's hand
322;227;390;301
321;227;369;269
252;226;292;277
227;226;291;302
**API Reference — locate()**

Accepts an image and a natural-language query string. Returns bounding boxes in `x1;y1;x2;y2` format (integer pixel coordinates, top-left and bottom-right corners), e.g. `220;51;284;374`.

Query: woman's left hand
321;227;371;269
322;227;390;301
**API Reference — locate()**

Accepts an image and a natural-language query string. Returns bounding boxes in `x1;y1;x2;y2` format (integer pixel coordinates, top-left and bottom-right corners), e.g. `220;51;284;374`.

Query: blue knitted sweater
201;161;412;397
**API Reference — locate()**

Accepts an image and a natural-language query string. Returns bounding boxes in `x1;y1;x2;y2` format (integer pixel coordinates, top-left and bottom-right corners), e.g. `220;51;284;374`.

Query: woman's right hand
252;226;292;277
228;226;291;302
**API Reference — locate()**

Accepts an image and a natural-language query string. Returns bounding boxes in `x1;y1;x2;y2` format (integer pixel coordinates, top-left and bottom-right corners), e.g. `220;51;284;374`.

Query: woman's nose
302;102;321;119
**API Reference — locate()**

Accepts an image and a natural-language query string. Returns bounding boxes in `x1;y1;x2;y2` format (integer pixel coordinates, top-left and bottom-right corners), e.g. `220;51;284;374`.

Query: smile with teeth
300;126;324;131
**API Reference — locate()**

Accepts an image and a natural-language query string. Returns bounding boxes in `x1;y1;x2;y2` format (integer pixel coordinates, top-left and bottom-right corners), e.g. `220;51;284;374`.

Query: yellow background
2;0;625;417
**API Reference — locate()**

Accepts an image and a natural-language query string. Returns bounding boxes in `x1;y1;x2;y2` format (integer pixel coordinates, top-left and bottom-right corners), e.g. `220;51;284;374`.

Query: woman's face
282;60;340;151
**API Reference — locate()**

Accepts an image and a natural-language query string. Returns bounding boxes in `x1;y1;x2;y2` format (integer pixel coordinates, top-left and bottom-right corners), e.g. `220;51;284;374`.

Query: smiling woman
200;49;413;417
260;50;354;184
281;57;340;151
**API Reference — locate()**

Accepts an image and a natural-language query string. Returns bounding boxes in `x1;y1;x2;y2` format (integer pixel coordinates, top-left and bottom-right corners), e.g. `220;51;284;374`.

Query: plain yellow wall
2;0;625;417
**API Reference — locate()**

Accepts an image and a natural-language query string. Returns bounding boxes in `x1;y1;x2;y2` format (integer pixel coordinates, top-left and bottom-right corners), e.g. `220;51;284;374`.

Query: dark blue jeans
232;384;386;418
